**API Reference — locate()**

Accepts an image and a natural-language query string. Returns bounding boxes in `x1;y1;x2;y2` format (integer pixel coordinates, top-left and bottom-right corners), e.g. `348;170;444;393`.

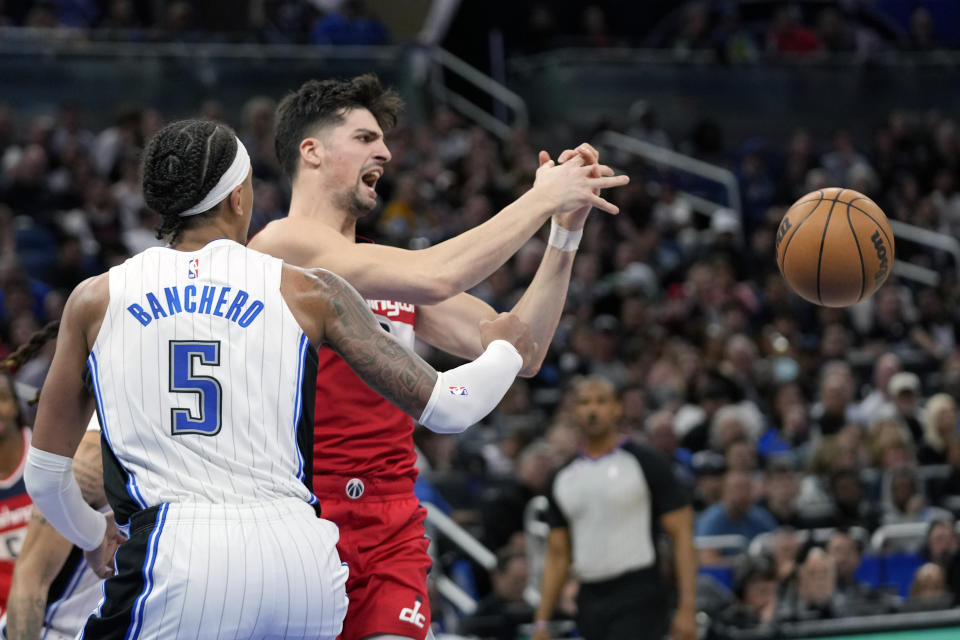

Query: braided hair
275;73;404;181
0;320;60;415
141;119;239;244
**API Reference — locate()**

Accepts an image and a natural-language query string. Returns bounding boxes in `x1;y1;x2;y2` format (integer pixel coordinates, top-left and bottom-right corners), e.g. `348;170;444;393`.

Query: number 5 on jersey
169;340;223;436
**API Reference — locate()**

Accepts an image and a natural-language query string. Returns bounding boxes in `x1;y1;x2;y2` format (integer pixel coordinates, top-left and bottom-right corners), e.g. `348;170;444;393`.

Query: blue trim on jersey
292;333;319;506
126;503;168;640
42;558;87;638
88;352;148;510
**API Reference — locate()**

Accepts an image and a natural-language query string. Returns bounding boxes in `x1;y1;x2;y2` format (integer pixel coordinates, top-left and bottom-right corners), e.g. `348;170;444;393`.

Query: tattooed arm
8;430;104;640
280;265;531;423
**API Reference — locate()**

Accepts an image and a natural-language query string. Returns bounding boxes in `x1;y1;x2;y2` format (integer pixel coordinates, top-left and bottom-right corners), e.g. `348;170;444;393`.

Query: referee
533;376;697;640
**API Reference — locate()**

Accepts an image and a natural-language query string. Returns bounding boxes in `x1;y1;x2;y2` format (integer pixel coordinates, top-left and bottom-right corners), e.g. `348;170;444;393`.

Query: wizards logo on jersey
188;258;200;279
448;386;468;396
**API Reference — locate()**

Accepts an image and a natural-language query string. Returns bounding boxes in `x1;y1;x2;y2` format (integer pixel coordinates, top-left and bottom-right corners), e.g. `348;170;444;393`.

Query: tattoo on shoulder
312;270;437;416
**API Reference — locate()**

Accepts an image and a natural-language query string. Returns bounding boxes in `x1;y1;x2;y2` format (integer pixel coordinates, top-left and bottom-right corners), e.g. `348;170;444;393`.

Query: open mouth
361;168;382;190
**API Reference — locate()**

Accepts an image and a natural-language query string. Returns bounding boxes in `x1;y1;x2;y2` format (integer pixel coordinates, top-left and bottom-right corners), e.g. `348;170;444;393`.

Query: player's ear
299;137;324;172
229;182;244;217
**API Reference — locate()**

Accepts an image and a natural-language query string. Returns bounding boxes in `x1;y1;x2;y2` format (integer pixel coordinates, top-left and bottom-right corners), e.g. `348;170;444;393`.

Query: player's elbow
420;280;458;305
518;362;541;378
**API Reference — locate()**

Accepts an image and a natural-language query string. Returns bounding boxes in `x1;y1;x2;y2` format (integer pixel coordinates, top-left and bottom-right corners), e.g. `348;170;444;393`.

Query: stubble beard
335;183;376;219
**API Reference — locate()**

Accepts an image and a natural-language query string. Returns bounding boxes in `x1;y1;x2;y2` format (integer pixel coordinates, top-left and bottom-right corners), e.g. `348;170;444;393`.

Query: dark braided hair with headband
1;319;60;412
141;119;239;244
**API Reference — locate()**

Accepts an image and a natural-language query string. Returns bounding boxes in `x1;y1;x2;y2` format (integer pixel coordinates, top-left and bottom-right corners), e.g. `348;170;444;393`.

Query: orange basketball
776;187;894;307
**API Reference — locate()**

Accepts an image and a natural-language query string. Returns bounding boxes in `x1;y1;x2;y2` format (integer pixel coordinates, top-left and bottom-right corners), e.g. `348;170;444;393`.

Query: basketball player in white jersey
3;416;105;640
23;119;535;640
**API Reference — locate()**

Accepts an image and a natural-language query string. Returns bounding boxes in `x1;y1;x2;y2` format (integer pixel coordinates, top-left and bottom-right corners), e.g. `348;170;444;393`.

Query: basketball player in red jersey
249;74;628;640
0;370;31;614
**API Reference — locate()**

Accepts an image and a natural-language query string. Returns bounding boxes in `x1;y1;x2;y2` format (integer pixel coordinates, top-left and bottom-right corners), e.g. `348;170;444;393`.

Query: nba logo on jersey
448;386;468;396
187;258;200;279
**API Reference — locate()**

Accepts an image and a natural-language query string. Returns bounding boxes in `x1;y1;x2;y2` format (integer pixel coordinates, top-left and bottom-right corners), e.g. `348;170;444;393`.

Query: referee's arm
662;506;698;640
533;527;572;639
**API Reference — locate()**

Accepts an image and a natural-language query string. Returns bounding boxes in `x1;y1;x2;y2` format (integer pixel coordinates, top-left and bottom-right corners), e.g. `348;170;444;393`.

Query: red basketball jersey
313;299;418;486
0;429;33;612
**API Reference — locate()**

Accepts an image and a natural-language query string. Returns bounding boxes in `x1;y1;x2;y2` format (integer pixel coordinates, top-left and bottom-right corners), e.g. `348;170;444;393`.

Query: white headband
178;137;251;217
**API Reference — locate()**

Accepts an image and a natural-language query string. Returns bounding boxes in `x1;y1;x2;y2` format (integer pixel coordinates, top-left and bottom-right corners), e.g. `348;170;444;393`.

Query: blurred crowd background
4;1;960;639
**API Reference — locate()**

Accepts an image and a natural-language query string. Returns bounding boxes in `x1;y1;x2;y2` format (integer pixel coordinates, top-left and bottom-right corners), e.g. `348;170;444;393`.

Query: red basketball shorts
315;476;432;640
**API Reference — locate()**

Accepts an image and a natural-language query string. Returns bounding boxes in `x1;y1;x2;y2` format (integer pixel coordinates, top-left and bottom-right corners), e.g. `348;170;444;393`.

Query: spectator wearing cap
757;459;822;529
533;376;697;640
882;372;925;444
918;393;959;465
691;450;726;512
695;471;777;563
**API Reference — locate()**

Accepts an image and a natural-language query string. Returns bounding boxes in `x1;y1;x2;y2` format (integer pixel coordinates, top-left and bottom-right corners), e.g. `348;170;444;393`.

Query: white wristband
548;220;582;252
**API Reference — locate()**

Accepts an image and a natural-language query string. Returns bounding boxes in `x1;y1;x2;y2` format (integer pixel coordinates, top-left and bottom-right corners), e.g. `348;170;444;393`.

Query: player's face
0;374;19;436
572;381;621;440
320;108;391;217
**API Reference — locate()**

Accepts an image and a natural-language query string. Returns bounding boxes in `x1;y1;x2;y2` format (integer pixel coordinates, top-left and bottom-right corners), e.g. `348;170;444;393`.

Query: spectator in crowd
479;440;557;552
458;549;534;640
921;520;960;600
714;557;779;632
854;352;901;426
758;458;814;528
691;450;726;512
903;563;954;611
882;372;926;444
918;393;959;465
827;529;897;612
824;468;881;532
643;409;695;492
696;470;777;563
777;545;845;622
882;467;953;526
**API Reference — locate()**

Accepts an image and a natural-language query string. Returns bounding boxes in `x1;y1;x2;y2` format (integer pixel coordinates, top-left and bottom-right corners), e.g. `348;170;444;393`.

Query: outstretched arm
251;147;627;305
7;429;105;640
281;265;534;433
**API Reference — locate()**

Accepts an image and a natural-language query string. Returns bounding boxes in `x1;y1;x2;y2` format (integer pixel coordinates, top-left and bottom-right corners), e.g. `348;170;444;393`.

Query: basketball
776;187;894;308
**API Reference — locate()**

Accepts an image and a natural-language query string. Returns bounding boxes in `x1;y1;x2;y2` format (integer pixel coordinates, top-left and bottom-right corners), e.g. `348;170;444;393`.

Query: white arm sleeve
418;340;523;434
24;447;106;551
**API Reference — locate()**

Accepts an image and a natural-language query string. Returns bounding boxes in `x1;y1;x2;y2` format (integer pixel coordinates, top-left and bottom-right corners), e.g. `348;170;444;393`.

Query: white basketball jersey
88;239;316;527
